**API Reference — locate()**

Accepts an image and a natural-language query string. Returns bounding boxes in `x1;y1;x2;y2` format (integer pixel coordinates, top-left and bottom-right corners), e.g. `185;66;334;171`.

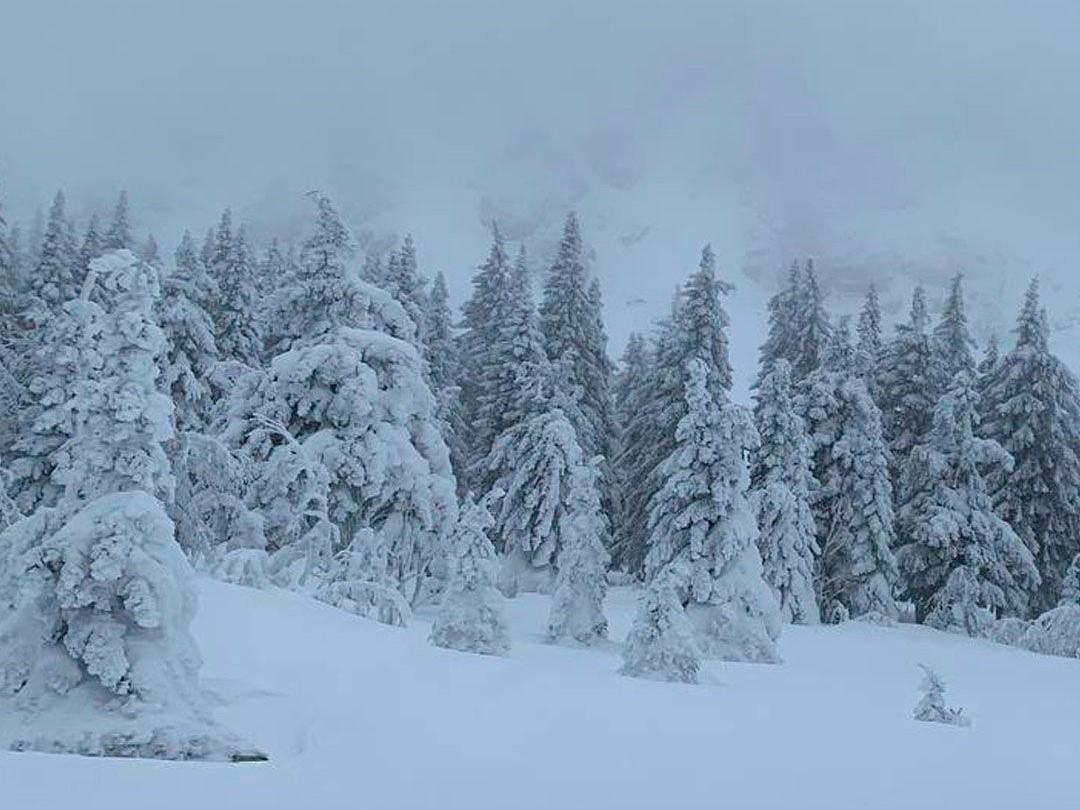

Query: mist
4;0;1080;395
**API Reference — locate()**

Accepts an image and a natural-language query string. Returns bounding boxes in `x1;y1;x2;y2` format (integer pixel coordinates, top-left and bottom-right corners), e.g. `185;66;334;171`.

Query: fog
4;0;1080;393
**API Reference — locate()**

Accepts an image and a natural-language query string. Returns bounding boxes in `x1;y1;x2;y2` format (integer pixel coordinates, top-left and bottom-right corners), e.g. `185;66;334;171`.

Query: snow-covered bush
317;528;413;628
430;495;510;656
913;665;970;728
620;568;701;684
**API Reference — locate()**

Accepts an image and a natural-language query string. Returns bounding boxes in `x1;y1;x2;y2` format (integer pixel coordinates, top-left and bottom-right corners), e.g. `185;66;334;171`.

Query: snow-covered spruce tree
430;493;510;656
753;260;802;402
426;270;468;491
231;194;456;618
615;247;736;577
487;392;606;598
205;210;262;368
1060;554;1080;607
546;441;609;645
470;245;550;495
28;190;79;313
913;665;970;727
382;234;428;345
0;250;259;760
156;231;219;432
539;213;615;459
792;259;831;381
896;371;1039;631
257;238;289;306
610;331;652;571
643;359;781;662
457;224;514;484
752;359;820;624
854;284;884;397
931;274;977;391
802;322;899;620
539;213;616;534
76;213;103;290
102;190;133;251
879;286;935;475
620;567;702;683
980;279;1080;613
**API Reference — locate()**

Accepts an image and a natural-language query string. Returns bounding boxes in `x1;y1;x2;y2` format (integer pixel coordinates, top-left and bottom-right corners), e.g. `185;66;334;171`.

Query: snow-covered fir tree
620;567;702;683
753;260;802;400
76;212;103;290
0;250;257;760
1060;554;1080;607
802;322;899;620
752;359;820;624
382;233;428;344
896;371;1039;631
229;194;456;617
156;231;219;432
29;190;79;312
538;213;616;500
610;331;652;570
430;493;510;656
854;284;884;395
425;270;467;490
913;665;970;727
102;190;133;251
458;224;514;483
643;359;781;662
932;274;977;392
979;278;1080;613
792;259;831;381
880;285;935;466
614;246;736;576
205;210;262;368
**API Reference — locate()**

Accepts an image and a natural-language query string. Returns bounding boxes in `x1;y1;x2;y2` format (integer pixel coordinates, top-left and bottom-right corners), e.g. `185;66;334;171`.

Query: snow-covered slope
3;580;1077;809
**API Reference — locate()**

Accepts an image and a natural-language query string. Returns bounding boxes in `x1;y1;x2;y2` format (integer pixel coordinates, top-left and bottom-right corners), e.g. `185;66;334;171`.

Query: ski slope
2;579;1077;810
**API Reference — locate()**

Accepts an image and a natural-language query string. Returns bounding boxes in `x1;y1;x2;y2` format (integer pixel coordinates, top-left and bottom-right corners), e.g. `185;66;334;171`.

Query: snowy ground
2;580;1078;810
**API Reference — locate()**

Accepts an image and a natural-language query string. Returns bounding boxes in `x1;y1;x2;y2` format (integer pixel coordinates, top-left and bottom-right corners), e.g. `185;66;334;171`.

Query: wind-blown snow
2;579;1076;808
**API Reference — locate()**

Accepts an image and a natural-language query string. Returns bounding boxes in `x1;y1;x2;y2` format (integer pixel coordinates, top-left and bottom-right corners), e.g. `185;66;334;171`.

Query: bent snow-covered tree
642;359;781;663
228;194;456;619
0;251;259;761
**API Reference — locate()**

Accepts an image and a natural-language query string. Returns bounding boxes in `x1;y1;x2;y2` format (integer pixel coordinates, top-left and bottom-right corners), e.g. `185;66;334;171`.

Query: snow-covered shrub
317;528;413;627
213;547;273;589
913;665;970;728
430;495;510;656
989;616;1031;647
621;568;701;684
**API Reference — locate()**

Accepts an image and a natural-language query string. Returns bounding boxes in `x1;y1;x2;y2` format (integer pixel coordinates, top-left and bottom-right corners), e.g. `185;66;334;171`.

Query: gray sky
4;0;1080;395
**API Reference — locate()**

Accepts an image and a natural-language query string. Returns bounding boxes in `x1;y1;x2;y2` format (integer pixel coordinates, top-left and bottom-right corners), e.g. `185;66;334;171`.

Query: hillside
2;580;1076;810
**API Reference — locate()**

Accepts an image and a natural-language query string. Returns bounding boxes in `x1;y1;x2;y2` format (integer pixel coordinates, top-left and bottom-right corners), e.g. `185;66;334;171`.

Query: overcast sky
4;0;1080;394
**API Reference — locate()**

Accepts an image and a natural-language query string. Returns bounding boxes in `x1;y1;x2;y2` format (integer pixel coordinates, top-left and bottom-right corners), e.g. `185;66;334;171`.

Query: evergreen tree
29;190;79;311
854;284;884;395
206;211;262;367
157;231;219;431
614;247;737;576
643;359;781;662
620;567;701;683
880;285;935;464
0;250;257;760
76;212;103;290
538;213;615;467
139;233;161;268
1059;553;1080;607
932;273;977;391
752;360;820;624
426;270;467;491
487;405;606;596
896;371;1039;630
753;261;802;398
228;194;455;615
792;259;831;380
383;233;428;342
430;494;510;656
980;278;1080;612
458;224;514;482
103;190;132;251
610;332;651;570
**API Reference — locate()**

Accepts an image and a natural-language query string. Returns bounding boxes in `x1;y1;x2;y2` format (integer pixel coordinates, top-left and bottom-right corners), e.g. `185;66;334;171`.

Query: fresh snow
3;578;1077;809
